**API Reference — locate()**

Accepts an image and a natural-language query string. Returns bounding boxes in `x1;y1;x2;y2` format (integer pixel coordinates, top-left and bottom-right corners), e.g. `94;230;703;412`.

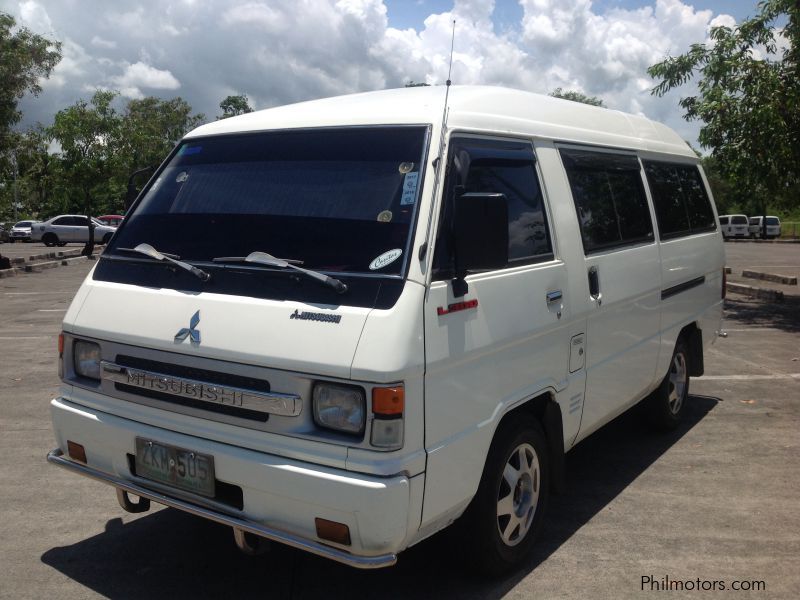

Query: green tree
218;94;253;119
0;12;61;157
119;96;204;173
648;0;799;214
549;88;605;107
49;90;122;216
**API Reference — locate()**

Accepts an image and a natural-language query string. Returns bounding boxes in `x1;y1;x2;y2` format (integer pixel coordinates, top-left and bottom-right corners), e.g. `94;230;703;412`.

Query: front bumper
49;397;418;568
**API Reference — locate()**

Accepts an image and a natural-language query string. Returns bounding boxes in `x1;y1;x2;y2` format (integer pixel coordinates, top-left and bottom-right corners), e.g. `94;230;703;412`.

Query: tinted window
107;127;429;277
52;217;70;226
731;215;748;225
719;216;729;225
433;138;553;276
644;162;716;239
766;217;780;226
560;149;653;253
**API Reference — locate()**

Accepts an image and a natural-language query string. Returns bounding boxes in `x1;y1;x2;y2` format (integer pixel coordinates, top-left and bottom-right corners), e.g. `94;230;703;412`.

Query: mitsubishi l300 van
48;86;725;574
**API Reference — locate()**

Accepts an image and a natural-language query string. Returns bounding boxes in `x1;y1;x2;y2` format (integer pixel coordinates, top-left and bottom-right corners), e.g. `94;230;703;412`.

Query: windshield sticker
180;145;203;156
400;171;419;205
369;248;403;271
398;162;414;174
176;171;189;183
377;210;393;223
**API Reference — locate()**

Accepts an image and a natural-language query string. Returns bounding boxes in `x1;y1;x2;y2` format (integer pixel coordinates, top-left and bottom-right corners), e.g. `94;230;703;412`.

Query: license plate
135;438;215;497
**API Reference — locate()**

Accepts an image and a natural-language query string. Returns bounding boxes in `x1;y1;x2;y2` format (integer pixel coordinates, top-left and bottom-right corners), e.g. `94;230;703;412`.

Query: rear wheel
42;233;58;247
460;417;549;575
645;339;689;431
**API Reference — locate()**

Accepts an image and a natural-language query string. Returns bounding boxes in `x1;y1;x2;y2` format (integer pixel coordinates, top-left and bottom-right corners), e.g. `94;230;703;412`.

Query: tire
102;233;112;245
459;417;550;576
645;339;689;431
42;233;58;247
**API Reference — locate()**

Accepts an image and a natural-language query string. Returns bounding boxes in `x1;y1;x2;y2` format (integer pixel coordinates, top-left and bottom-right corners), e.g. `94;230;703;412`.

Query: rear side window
643;161;716;239
560;148;653;253
433;137;553;277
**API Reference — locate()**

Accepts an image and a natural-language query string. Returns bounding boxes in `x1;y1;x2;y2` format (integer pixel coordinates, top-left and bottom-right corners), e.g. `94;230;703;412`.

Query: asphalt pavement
0;249;798;599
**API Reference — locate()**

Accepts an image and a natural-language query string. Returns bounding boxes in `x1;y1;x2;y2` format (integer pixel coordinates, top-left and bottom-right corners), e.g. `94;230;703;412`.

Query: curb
9;248;85;265
726;282;784;303
742;270;797;286
0;254;96;279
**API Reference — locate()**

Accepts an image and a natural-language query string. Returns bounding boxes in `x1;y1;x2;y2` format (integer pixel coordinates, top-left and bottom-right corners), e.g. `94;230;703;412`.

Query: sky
1;0;769;147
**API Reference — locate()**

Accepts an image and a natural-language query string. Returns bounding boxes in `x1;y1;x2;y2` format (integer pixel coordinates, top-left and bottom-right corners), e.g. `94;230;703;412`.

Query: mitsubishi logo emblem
175;310;201;344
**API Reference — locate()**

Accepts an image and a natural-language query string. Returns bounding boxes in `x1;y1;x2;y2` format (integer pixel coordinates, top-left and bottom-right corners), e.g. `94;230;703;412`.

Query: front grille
116;354;271;392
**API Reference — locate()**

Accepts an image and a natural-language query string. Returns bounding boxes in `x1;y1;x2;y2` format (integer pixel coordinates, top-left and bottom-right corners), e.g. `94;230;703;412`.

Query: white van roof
186;85;695;158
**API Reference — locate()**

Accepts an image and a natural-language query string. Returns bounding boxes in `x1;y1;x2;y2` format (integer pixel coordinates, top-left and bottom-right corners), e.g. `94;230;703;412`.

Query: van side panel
421;262;571;527
654;231;724;378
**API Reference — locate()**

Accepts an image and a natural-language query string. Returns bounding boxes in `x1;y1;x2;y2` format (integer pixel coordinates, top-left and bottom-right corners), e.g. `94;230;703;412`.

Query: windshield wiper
213;251;347;294
118;243;211;282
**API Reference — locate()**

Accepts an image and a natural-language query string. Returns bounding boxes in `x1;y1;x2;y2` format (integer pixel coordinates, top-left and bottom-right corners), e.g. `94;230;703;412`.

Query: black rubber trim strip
661;275;705;300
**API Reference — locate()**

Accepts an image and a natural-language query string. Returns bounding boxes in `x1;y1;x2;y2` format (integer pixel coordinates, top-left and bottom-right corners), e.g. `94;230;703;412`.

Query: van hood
66;279;369;379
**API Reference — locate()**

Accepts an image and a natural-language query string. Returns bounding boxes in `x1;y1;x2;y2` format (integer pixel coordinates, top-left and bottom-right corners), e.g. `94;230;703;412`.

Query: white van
48;86;725;574
748;215;781;239
718;214;749;239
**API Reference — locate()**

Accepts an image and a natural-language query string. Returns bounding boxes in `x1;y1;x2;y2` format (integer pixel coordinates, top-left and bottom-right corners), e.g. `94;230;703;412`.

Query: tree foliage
648;0;799;212
0;12;61;157
549;88;605;107
218;94;253;119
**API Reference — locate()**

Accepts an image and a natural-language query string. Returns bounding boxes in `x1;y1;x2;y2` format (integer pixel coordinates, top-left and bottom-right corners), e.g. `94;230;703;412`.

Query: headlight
73;340;101;380
313;383;365;435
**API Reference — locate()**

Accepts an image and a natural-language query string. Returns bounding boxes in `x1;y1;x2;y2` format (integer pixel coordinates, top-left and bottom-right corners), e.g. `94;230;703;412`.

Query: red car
97;215;125;227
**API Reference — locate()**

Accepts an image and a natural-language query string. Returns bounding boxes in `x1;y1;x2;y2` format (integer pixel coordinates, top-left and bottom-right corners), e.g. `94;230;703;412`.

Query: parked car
0;224;9;243
48;86;724;574
748;215;781;239
97;214;125;227
33;215;117;247
718;214;749;239
8;220;38;242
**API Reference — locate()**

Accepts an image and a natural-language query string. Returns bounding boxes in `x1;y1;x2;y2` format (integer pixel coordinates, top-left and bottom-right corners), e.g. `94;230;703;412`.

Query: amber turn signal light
372;386;404;416
58;332;64;357
315;518;351;546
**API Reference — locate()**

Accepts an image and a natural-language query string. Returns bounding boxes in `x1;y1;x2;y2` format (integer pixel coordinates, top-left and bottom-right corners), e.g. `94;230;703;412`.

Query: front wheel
460;417;549;575
645;339;689;431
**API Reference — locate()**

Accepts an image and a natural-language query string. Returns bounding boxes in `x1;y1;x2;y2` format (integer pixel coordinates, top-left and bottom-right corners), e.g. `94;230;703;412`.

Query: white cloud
10;0;742;145
111;62;181;99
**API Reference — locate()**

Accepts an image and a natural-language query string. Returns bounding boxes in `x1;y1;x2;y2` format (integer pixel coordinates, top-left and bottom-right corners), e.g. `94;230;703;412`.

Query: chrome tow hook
233;527;271;556
116;488;151;513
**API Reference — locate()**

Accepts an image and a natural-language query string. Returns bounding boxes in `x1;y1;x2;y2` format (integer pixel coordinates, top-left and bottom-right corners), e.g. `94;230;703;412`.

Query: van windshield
731;216;748;225
766;217;780;226
98;126;429;307
107;126;429;276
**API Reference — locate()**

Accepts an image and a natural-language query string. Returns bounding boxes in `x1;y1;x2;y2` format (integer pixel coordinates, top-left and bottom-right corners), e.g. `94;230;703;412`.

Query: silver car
33;215;117;247
9;220;38;242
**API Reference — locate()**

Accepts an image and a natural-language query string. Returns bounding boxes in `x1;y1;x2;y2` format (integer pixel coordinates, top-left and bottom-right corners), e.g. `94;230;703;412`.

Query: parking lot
0;244;798;599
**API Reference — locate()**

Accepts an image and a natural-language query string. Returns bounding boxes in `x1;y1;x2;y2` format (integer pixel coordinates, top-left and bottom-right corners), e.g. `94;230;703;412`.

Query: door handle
588;266;602;305
546;290;563;305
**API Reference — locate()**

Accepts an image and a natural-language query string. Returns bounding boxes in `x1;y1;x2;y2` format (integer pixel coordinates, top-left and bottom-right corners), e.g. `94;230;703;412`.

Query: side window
719;216;729;225
52;217;69;226
433;137;553;277
643;161;716;239
75;217;90;226
560;148;653;253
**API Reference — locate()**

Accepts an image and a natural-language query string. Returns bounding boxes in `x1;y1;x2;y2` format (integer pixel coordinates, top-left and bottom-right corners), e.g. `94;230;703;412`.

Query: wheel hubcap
668;352;687;414
496;442;540;547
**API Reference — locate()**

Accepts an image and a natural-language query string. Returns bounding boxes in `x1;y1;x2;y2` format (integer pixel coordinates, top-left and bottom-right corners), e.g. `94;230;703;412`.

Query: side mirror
452;192;508;296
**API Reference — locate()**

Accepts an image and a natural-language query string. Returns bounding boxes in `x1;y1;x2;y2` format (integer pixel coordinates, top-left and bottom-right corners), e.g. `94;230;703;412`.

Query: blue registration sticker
181;145;203;156
400;172;419;205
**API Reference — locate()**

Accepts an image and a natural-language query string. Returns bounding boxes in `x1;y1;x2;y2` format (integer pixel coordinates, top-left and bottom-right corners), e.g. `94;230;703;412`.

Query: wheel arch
493;391;566;495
